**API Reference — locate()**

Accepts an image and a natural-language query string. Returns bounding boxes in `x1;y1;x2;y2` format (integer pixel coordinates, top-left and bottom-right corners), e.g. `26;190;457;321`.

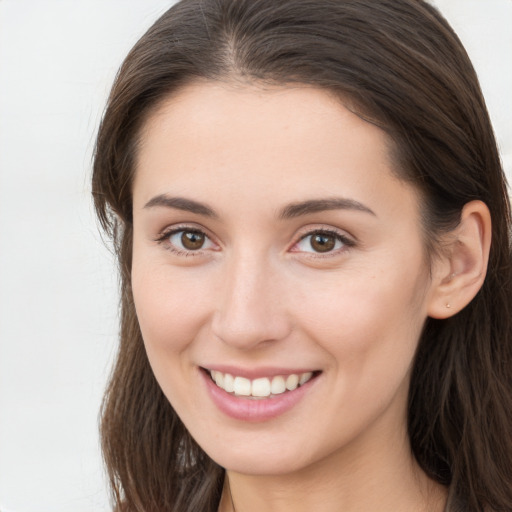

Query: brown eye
310;233;336;252
163;228;216;254
181;231;205;250
293;230;350;255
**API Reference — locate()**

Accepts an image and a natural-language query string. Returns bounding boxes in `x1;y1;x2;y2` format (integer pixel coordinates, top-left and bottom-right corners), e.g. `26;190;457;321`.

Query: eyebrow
143;194;375;219
279;198;376;219
144;195;218;218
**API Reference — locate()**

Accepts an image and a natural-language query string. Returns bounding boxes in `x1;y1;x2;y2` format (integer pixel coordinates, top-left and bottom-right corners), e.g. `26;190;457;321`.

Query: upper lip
201;365;320;380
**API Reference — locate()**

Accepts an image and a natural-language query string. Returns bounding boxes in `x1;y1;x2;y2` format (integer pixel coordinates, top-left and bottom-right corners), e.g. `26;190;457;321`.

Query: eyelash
292;228;355;257
155;225;355;257
155;225;215;257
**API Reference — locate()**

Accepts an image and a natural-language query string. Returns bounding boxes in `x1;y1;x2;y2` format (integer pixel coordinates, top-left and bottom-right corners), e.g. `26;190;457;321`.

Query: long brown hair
92;1;512;510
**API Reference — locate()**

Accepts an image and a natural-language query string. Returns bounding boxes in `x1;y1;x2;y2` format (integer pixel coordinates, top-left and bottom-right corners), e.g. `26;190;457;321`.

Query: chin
210;447;310;476
192;426;336;477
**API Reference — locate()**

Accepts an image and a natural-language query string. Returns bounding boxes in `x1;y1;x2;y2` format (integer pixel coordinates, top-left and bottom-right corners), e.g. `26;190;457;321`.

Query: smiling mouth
204;368;321;399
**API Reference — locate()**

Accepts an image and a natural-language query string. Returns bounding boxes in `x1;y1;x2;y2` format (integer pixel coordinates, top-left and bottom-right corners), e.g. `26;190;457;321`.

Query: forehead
133;82;417;222
137;82;386;158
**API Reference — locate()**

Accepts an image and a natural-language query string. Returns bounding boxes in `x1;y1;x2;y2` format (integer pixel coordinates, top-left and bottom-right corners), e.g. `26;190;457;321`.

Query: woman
92;0;512;511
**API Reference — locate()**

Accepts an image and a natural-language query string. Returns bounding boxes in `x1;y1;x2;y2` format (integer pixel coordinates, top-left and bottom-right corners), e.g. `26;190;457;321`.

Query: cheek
292;262;428;379
289;272;427;440
131;262;215;416
131;256;213;361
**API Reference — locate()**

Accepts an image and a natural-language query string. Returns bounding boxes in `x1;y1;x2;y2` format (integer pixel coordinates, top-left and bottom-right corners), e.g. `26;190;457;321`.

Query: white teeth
270;375;286;395
233;376;251;396
299;371;313;385
286;373;299;391
209;370;316;397
214;371;224;387
252;377;271;397
223;373;235;393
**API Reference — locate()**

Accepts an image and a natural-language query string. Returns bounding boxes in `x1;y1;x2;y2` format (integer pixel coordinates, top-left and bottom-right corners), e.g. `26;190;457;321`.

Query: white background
0;1;510;511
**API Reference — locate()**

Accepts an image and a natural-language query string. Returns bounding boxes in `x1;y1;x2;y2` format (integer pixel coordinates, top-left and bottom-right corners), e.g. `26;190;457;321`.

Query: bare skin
132;82;490;512
216;364;447;512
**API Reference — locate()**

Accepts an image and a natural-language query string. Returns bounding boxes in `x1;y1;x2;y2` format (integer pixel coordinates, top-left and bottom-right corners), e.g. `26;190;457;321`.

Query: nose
211;253;292;350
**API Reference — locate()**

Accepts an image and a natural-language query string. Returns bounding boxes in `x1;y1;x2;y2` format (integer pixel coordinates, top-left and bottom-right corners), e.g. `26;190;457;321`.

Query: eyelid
289;226;356;255
154;223;219;255
153;223;355;257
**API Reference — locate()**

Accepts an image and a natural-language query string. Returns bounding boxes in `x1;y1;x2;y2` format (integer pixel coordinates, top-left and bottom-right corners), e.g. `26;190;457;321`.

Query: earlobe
427;200;491;319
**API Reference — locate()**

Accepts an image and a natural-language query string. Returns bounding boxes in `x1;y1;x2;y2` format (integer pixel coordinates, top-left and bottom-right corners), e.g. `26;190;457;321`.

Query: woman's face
131;83;439;475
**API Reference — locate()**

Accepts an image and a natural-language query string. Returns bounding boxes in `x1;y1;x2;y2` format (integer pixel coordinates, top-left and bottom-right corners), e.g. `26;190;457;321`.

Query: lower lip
200;370;319;422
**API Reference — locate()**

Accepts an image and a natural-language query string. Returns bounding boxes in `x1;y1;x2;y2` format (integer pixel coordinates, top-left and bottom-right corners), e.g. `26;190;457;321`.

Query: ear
427;200;492;319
